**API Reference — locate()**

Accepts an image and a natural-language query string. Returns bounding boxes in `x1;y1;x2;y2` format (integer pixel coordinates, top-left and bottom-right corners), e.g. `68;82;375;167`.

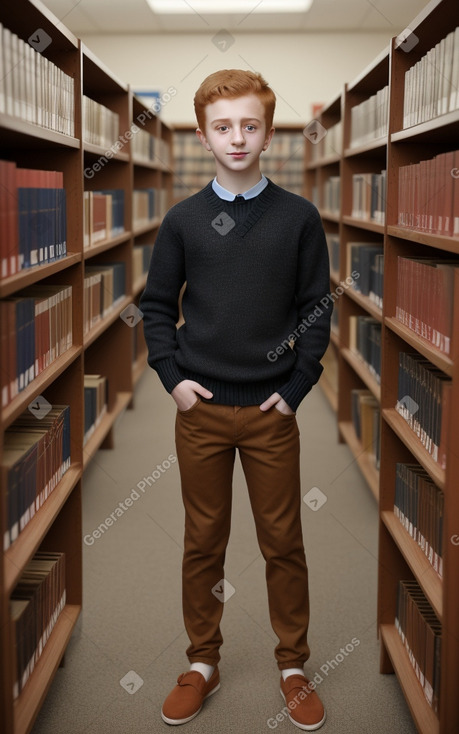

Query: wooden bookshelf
378;2;459;730
304;0;459;729
0;2;173;732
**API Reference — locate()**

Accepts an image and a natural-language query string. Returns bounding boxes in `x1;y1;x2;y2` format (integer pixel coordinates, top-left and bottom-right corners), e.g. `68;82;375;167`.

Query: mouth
229;152;249;158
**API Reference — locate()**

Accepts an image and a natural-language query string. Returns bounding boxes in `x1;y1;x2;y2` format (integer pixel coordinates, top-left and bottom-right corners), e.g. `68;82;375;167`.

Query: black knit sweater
139;179;331;412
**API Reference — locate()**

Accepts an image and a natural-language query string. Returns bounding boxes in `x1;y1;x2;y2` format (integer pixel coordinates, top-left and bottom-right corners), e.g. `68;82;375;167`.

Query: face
196;94;274;178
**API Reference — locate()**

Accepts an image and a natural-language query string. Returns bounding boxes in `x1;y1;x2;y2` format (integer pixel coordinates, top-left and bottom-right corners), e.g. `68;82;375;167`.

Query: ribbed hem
153;357;187;393
180;369;288;406
277;368;323;413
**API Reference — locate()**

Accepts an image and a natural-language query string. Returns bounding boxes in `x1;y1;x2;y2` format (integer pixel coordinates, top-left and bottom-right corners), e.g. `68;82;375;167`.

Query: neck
214;164;262;195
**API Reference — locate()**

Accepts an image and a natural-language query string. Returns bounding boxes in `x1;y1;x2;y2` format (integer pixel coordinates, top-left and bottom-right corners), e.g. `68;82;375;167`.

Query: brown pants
175;398;310;671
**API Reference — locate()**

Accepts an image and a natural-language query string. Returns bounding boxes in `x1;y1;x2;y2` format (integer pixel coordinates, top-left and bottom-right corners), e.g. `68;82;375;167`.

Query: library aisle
30;370;416;734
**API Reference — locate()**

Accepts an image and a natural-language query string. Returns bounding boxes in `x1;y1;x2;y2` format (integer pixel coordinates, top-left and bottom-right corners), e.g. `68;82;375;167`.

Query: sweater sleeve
139;213;187;393
277;205;332;412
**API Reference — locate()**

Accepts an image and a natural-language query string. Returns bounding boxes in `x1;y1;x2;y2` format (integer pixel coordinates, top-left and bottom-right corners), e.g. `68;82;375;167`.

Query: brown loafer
280;674;326;730
161;668;220;725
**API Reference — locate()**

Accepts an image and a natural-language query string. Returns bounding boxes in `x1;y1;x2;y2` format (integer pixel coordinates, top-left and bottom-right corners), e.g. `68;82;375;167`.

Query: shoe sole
161;682;221;726
280;688;326;731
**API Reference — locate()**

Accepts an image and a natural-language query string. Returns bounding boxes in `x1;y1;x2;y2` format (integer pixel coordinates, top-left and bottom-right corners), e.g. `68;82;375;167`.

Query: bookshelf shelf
318;370;338;412
13;604;81;734
338;420;379;500
83;233;132;259
342;216;385;234
379;624;440;734
83;142;129;162
382;409;445;491
1;346;82;429
384;318;454;377
133;219;162;237
319;211;340;223
132;157;168;171
330;328;340;347
386;227;459;256
0;254;82;299
341;348;380;401
305;153;341;169
82;391;132;468
344;135;387;157
381;511;442;619
0;3;173;732
4;465;82;595
83;296;132;349
391;109;459;142
345;288;382;321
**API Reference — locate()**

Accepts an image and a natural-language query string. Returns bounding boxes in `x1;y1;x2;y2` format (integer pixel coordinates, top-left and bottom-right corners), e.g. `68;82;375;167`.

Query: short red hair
194;69;276;132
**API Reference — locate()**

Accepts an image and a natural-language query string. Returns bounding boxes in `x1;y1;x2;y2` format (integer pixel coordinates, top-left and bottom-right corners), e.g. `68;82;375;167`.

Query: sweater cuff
277;367;323;413
152;357;186;394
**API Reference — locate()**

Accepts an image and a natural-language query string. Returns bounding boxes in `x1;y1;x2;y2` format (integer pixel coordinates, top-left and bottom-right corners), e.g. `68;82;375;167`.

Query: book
83;190;125;248
395;579;441;712
396;353;452;470
349;316;381;383
351;388;380;469
0;22;74;134
394;462;444;578
322;176;340;215
83;262;126;333
396;256;459;355
83;374;108;445
346;242;384;306
132;244;154;285
351;171;386;223
0;161;67;279
82;95;119;149
1;285;72;408
350;85;389;147
2;406;71;550
10;550;66;698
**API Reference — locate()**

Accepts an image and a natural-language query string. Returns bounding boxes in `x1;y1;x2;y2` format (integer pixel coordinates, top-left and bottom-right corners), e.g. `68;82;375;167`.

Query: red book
453;149;459;237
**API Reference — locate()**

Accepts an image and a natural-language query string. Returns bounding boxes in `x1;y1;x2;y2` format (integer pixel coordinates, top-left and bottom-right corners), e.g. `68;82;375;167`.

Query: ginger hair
194;69;276;132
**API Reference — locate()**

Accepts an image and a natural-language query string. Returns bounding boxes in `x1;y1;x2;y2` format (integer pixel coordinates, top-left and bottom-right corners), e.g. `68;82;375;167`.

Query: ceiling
41;0;429;34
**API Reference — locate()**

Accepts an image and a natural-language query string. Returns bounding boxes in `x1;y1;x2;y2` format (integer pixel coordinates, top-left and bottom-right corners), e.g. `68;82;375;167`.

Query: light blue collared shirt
212;175;268;201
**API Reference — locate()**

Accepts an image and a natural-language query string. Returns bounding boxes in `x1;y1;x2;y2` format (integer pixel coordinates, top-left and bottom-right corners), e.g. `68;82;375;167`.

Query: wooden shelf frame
0;4;173;733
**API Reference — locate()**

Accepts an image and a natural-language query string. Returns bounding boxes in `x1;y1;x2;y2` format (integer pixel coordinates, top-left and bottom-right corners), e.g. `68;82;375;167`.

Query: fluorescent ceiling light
147;0;314;13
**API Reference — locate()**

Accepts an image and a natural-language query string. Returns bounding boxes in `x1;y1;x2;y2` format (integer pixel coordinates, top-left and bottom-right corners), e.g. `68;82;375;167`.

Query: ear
262;126;275;152
196;128;212;152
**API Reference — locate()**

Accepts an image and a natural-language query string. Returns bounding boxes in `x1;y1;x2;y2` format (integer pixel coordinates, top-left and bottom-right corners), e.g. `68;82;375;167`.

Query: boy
140;69;331;730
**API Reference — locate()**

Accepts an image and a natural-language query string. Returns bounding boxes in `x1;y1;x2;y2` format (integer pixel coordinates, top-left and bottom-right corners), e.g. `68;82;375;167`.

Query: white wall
80;31;392;126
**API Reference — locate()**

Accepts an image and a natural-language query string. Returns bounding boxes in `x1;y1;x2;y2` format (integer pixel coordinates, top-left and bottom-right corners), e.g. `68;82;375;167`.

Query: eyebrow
210;117;262;124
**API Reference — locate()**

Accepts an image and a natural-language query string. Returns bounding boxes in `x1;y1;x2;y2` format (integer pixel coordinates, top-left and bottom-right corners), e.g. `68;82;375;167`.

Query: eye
245;124;256;131
217;125;229;132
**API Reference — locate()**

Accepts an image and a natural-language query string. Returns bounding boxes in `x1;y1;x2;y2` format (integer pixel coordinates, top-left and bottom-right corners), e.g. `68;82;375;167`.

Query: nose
231;126;245;145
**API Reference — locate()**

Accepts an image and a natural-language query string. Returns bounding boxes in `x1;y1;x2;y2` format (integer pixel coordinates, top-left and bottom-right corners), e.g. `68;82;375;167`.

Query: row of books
349;316;381;384
0;23;74;136
351;388;380;470
396;256;458;356
84;374;108;446
397;150;459;237
1;285;73;409
133;188;168;228
2;406;71;551
396;352;451;470
131;130;171;167
403;26;459;129
11;551;66;699
326;234;340;275
132;244;154;286
395;580;441;713
83;190;125;248
394;462;443;578
83;263;126;336
322;176;340;215
346;242;384;309
351;171;386;223
0;161;67;280
82;95;120;150
308;120;342;162
350;85;389;148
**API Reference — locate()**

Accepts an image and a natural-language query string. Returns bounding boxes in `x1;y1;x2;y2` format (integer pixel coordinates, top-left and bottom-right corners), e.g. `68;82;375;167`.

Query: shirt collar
212;175;268;201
